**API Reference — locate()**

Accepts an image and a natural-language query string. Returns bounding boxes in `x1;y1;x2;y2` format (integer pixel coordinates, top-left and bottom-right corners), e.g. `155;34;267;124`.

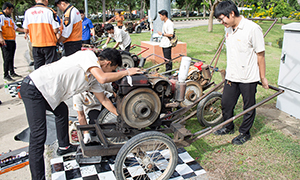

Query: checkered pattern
7;81;22;98
51;148;206;180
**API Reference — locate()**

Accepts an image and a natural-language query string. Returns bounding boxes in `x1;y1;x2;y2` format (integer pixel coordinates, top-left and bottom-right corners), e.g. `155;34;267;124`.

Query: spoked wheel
97;108;128;144
114;131;178;180
197;91;223;127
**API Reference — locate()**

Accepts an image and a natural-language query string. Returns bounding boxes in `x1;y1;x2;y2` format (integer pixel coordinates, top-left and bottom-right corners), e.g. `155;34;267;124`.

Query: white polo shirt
109;27;131;50
29;50;103;110
225;16;265;83
73;83;113;114
160;19;174;48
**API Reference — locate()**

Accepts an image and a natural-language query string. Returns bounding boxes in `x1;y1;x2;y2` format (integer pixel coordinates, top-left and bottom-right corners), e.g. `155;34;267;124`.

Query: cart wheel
114;131;178;180
121;54;135;68
97;108;128;144
135;26;142;33
197;91;223;127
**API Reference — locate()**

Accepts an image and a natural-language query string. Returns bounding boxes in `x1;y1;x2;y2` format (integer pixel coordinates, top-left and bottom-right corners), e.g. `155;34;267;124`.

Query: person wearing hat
20;48;142;180
55;0;82;56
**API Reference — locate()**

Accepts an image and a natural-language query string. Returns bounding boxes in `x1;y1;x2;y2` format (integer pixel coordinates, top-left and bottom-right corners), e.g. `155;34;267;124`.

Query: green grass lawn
126;19;300;179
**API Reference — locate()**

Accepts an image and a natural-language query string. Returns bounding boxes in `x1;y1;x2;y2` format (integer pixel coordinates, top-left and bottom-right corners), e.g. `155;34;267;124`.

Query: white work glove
83;133;91;144
102;44;107;49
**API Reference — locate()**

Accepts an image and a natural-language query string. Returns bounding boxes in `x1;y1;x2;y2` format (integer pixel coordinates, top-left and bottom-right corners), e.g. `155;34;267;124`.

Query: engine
113;57;209;130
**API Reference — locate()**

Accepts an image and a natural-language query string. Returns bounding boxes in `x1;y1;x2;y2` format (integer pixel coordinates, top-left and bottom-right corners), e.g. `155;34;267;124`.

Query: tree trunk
140;0;145;19
208;0;220;32
102;0;106;22
203;4;206;17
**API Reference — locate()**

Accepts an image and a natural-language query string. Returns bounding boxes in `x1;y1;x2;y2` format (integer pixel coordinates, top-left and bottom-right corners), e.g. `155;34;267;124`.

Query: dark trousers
1;40;16;77
82;40;90;44
221;80;258;134
32;46;58;70
20;78;70;180
162;47;172;74
87;109;101;124
124;43;131;52
64;41;82;56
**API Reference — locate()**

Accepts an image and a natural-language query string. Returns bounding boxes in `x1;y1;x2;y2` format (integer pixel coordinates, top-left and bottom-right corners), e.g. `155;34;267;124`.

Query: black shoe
3;75;14;82
232;133;251;145
10;73;22;78
214;127;234;135
57;145;77;156
29;62;34;66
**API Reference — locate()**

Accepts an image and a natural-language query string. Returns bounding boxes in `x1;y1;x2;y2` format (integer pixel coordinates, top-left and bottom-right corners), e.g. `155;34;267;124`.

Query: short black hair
118;11;122;14
2;2;14;10
79;10;84;14
158;10;168;18
55;0;69;6
104;23;114;31
214;1;239;19
99;48;122;67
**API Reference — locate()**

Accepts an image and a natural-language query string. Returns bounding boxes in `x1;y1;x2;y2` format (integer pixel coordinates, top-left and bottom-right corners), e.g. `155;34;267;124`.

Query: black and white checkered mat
51;148;206;180
7;81;22;98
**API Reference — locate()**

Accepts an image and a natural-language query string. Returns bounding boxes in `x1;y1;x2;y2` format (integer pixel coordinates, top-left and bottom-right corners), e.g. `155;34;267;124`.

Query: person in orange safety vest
55;0;82;56
0;2;24;81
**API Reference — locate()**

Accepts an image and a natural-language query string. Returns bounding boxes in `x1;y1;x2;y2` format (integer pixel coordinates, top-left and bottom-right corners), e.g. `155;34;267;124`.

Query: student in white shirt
213;1;268;145
157;9;174;75
20;48;141;180
73;83;114;143
102;23;131;52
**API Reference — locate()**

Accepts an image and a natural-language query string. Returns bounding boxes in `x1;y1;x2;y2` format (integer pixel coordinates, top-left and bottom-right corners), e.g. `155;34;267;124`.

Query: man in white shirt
157;9;174;75
20;48;141;179
102;23;131;52
213;1;269;145
73;83;114;143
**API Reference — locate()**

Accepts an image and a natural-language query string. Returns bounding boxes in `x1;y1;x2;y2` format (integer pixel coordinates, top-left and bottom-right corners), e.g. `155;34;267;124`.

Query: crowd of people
0;0;270;179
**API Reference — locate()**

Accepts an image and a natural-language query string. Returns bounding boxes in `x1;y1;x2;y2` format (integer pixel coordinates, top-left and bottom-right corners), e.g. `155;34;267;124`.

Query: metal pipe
191;83;284;141
209;38;225;67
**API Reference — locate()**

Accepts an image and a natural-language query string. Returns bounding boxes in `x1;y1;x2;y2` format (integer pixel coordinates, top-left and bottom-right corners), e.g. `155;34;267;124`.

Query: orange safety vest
63;6;82;43
0;12;16;40
26;4;58;47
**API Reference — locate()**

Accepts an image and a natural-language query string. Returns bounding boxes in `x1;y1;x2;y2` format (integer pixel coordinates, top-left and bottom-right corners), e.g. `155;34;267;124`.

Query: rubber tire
135;26;142;33
197;91;223;127
97;108;117;124
114;131;178;180
97;108;128;144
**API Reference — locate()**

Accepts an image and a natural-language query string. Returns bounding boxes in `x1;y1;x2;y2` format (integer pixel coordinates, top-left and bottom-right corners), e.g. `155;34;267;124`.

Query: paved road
174;19;219;29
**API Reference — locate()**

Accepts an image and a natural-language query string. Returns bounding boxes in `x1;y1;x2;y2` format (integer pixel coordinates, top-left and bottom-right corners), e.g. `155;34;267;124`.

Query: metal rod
160;68;179;75
191;83;284;141
209;38;225;67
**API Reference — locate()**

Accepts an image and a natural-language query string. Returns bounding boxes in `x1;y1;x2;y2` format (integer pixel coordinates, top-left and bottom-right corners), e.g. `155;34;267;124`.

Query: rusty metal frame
77;18;283;157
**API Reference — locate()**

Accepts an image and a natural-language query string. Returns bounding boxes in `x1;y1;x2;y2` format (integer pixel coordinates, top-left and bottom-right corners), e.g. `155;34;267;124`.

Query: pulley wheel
120;88;161;129
180;81;203;107
121;54;135;69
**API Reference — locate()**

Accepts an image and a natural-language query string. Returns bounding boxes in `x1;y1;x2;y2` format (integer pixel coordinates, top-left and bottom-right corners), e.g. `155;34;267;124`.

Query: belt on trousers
23;76;35;86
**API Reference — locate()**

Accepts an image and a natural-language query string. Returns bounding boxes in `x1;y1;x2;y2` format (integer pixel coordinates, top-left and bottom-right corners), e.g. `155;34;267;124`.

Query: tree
272;0;292;23
205;0;221;32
